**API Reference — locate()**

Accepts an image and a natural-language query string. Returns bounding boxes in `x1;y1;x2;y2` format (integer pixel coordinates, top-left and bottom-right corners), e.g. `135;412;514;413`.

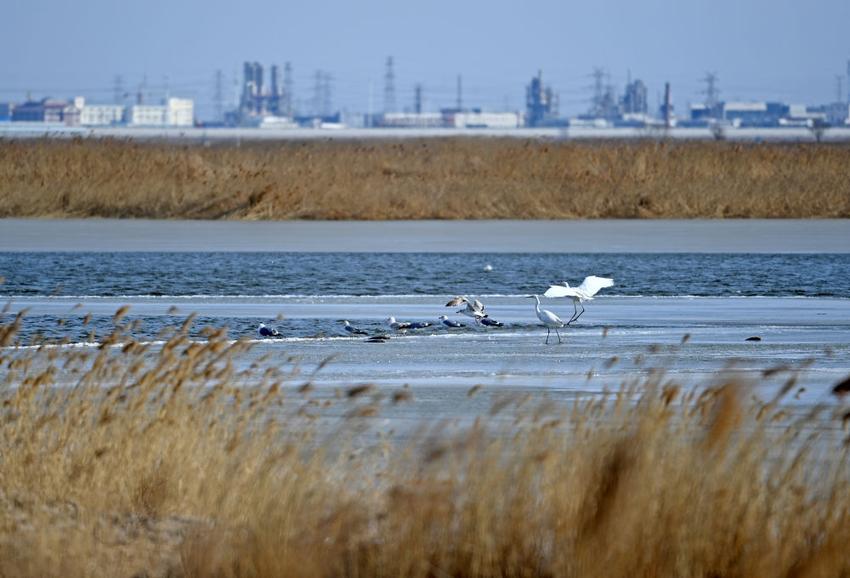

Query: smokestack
664;82;672;129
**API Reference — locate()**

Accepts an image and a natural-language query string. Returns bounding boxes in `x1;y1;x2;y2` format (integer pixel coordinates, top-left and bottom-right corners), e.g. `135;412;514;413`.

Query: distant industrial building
11;98;79;125
375;110;520;129
808;102;850;126
621;79;648;115
525;71;559;127
126;98;194;127
449;111;521;129
0;103;13;122
238;61;294;123
721;101;789;127
77;98;125;126
686;100;848;128
378;112;444;128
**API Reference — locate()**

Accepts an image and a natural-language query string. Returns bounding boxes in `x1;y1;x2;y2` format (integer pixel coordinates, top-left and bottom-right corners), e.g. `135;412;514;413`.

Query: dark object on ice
257;323;281;338
366;335;390;343
832;376;850;397
745;336;762;342
479;316;503;327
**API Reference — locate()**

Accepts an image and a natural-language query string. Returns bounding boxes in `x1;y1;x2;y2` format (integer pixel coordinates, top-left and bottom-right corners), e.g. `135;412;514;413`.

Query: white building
126;105;167;126
126;98;194;127
380;112;444;128
76;98;125;126
449;112;521;129
166;98;194;126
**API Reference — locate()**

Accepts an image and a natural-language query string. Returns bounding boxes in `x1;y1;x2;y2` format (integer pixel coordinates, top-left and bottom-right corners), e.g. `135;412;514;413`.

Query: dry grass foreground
2;311;850;578
1;138;849;219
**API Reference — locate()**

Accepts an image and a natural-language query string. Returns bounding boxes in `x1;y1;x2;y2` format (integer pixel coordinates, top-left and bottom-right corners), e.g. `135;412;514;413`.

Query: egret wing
544;285;582;298
578;276;614;297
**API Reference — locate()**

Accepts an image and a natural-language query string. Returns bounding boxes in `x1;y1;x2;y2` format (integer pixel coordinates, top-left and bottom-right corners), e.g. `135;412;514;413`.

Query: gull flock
257;275;614;344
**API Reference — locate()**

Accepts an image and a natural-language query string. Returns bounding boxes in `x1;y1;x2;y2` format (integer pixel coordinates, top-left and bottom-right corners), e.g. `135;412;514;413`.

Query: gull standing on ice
438;315;465;328
543;276;614;324
340;320;369;335
528;295;566;344
386;317;432;331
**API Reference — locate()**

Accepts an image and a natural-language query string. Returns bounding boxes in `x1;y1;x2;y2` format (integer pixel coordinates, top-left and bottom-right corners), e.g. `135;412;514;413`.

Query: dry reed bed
1;138;849;219
2;311;850;577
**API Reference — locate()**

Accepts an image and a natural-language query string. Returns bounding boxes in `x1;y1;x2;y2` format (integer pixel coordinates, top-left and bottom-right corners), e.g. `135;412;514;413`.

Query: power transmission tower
312;70;323;116
113;75;124;105
213;69;224;122
414;83;423;114
456;74;463;111
322;72;333;117
137;75;147;105
847;59;850;104
591;67;606;116
383;56;396;113
283;62;294;117
702;72;720;114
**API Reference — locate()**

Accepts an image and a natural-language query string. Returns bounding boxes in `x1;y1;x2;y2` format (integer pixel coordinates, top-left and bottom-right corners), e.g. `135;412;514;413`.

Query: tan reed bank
1;311;850;577
0;138;848;219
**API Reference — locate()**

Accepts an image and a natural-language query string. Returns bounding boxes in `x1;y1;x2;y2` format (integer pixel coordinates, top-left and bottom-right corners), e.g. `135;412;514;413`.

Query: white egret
340;320;368;335
543;276;614;324
257;323;281;338
439;315;465;328
528;295;566;344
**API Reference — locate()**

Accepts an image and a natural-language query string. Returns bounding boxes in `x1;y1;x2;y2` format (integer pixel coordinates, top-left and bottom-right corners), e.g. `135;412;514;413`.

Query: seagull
528;295;566;344
257;323;281;338
386;316;411;330
386;317;432;331
340;320;368;335
439;315;465;328
446;296;486;319
478;316;503;327
543;276;614;324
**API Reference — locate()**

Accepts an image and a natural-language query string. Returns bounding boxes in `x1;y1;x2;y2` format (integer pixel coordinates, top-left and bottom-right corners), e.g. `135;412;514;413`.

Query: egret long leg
571;302;586;324
555;328;562;343
545;327;550;344
568;300;579;324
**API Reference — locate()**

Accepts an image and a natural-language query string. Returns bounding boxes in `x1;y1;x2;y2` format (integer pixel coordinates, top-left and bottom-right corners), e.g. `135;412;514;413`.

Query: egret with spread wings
543;276;614;324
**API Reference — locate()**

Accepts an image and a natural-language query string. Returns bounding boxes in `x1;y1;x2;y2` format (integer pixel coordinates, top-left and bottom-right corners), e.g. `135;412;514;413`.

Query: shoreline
1;218;848;253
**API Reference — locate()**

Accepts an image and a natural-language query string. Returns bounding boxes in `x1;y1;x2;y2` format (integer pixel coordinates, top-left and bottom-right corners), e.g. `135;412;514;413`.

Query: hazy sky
3;0;849;119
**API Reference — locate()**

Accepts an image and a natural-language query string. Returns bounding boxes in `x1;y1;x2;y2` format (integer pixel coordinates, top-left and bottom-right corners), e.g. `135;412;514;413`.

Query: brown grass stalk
1;315;850;577
1;138;848;219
